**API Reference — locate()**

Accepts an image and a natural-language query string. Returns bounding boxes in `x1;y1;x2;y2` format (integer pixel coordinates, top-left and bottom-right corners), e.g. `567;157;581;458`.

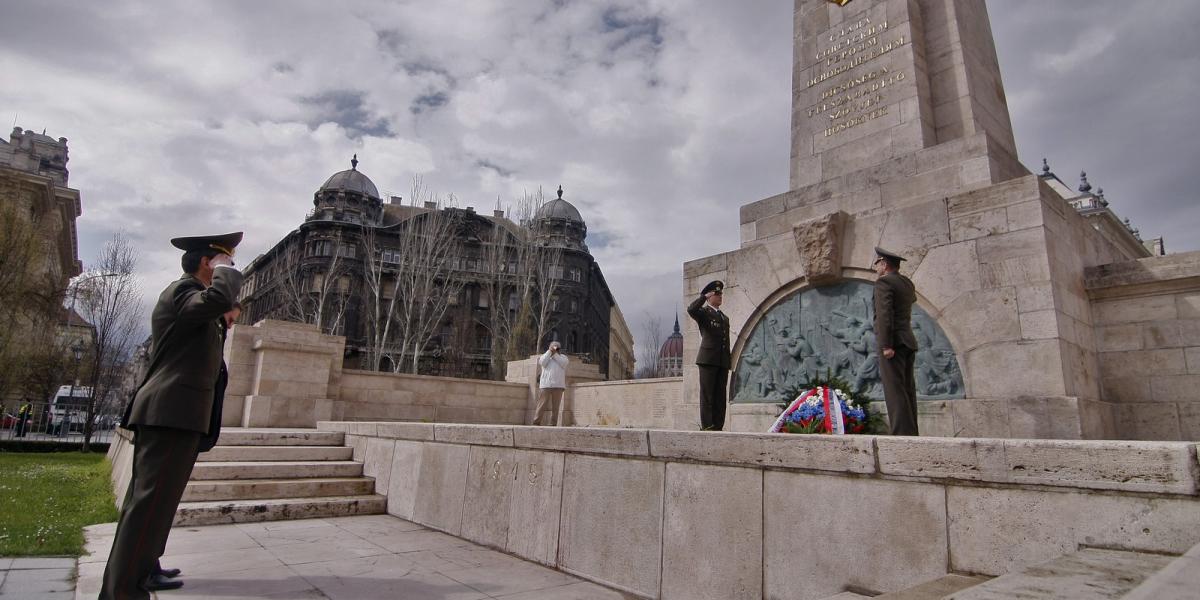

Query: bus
48;385;91;434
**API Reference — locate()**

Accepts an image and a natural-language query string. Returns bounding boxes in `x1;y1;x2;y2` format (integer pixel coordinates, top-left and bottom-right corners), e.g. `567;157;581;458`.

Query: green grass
0;452;118;556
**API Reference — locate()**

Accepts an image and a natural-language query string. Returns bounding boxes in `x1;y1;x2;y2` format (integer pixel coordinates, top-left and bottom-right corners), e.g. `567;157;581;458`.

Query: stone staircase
818;548;1178;600
173;428;385;526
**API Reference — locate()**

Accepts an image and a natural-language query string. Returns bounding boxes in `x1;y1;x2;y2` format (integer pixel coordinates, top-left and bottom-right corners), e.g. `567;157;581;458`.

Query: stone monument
684;0;1160;438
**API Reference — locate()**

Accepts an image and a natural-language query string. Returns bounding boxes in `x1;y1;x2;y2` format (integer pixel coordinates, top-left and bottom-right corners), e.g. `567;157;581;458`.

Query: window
309;240;332;256
341;243;356;259
507;291;517;311
570;299;578;313
550;265;564;279
569;267;582;282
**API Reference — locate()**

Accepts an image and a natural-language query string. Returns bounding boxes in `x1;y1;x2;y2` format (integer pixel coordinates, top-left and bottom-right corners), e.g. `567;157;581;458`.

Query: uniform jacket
687;295;730;369
537;350;569;389
125;267;243;435
873;271;918;351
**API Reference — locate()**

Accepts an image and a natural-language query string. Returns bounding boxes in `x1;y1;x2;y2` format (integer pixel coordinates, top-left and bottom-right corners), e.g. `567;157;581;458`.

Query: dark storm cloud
411;91;450;114
601;8;664;51
475;159;514;178
300;90;394;138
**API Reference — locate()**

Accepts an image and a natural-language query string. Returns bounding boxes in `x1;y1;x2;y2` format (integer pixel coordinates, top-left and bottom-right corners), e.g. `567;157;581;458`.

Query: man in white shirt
533;341;569;426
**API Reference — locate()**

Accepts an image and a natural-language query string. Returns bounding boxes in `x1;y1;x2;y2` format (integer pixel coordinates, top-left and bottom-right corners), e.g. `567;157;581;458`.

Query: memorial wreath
768;374;878;435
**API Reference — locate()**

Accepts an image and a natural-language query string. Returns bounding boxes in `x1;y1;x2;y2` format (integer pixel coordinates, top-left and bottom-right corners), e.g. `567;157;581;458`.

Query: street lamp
66;340;84;437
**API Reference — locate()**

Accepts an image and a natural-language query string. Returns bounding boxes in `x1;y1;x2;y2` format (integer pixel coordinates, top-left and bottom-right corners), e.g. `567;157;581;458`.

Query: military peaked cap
171;231;244;257
701;280;724;295
873;246;906;263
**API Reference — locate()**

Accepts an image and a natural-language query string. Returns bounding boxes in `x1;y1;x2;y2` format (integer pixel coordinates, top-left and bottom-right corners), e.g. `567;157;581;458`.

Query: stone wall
337;369;528;425
1087;251;1200;440
326;421;1200;599
568;377;686;429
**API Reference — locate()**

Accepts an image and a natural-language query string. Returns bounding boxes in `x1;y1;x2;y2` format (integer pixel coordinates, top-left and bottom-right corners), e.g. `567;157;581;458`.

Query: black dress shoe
144;573;184;591
156;566;182;578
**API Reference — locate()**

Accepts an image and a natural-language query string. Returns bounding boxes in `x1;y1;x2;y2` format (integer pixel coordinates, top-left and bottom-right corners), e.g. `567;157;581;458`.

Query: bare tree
359;220;401;372
636;312;666;379
0;203;66;403
74;232;143;451
275;239;351;335
530;243;564;353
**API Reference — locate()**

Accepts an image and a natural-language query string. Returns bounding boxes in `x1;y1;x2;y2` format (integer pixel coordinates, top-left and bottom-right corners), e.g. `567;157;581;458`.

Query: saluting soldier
687;280;730;431
100;232;244;600
872;247;919;436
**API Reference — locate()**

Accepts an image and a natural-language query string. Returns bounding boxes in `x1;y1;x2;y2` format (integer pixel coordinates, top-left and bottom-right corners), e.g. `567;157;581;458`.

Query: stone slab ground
0;556;75;599
75;515;637;600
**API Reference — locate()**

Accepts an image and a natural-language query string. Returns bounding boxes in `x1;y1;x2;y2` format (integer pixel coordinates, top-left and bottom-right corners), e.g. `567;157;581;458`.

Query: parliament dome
319;155;380;199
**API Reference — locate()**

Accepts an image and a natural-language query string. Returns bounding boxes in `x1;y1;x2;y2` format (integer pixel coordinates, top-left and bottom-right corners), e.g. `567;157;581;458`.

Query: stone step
876;574;990;599
197;445;353;462
182;477;376;502
819;593;874;599
215;428;345;447
190;461;364;480
174;494;386;526
1121;541;1200;600
945;548;1173;600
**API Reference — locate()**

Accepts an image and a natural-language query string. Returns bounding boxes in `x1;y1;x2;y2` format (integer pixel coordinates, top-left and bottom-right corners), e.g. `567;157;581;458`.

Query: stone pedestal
226;319;345;428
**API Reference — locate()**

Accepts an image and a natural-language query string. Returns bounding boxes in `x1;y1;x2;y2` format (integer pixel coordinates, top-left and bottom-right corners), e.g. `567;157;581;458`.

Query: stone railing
320;422;1200;599
568;377;687;429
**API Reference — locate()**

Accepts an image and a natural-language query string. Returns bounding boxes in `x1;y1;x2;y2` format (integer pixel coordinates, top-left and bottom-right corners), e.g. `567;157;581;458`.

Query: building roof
534;186;584;224
319;155;380;199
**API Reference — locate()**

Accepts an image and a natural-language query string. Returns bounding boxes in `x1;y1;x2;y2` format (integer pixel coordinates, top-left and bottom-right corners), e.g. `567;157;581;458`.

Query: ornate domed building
657;315;684;377
239;159;633;381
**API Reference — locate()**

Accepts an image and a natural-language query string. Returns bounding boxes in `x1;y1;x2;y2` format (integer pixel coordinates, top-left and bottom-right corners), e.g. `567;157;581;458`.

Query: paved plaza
74;515;636;600
0;556;75;599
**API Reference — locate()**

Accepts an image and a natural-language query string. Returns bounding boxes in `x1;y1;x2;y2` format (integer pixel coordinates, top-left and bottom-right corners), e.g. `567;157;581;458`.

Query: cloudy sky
3;0;1197;361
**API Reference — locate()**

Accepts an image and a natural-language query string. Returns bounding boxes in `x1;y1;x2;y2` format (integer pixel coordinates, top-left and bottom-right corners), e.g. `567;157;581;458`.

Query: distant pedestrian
15;400;32;437
533;341;568;426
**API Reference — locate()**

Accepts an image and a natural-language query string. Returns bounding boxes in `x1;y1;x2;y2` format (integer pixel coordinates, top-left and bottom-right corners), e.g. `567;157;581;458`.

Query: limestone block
1115;403;1182;441
558;455;664;597
514;426;649;456
1143;321;1184;349
940;287;1021;352
648;430;876;474
411;442;470;535
316;421;349;432
1019;310;1059;340
434;424;514;447
980;255;1052;289
459;446;516;550
1151;375;1200;402
505;449;566;566
951;399;1012;438
911;240;981;311
1094;295;1178;325
964;341;1066;398
1002;439;1198;494
877;199;952;270
792;211;847;285
917;400;957;437
1098;324;1144;352
376;422;435;441
950;206;1007;242
1006;200;1043;231
346;434;366;461
726;245;781;309
662;463;762;600
1188;347;1200;374
764;471;947;599
1178;403;1200;441
947;485;1200;576
1008;396;1083;439
362;437;395;494
877;437;1008;482
1016;282;1055;313
975;227;1045;264
385;440;423;521
349;422;379;436
1179;293;1200;319
842;212;887;272
1100;349;1187;379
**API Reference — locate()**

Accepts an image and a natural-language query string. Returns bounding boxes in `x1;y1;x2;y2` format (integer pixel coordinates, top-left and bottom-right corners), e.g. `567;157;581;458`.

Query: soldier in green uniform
872;247;919;436
687;280;730;431
100;232;244;600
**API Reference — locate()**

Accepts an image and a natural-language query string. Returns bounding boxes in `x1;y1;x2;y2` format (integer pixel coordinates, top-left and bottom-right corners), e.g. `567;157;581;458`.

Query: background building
240;158;633;380
0;127;83;406
657;315;684;377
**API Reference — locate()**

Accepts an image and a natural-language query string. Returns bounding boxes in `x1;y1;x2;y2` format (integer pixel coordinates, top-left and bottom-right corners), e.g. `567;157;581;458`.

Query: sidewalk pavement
0;556;76;599
76;515;637;599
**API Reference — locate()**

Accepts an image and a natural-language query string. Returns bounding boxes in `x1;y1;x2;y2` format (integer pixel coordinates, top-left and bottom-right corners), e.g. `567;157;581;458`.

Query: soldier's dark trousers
880;346;918;436
698;365;728;431
100;426;202;600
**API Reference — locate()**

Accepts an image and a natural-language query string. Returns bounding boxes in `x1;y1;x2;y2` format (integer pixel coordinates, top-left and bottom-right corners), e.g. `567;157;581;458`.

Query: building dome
658;316;683;360
319;155;380;199
534;186;584;223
